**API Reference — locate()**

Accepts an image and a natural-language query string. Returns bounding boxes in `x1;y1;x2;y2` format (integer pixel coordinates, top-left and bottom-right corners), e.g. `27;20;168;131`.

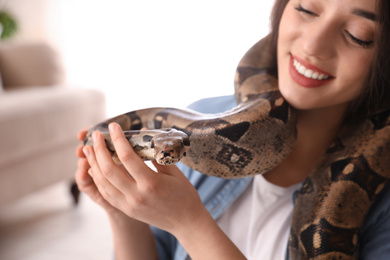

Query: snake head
152;129;190;165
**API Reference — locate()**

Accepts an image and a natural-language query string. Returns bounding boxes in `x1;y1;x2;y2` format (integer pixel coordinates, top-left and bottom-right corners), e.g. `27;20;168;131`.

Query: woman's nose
302;21;337;60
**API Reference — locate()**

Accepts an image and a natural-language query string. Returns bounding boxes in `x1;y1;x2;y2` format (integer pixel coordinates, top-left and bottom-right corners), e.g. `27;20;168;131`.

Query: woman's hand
75;127;121;214
81;123;246;259
82;122;207;235
75;126;159;260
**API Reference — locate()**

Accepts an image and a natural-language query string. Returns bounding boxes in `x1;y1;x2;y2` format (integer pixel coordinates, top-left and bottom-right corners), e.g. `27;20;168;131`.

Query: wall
0;0;61;45
0;0;273;117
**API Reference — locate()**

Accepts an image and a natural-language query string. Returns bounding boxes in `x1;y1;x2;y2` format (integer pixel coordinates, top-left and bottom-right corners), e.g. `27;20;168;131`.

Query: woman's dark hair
267;0;390;122
268;0;289;61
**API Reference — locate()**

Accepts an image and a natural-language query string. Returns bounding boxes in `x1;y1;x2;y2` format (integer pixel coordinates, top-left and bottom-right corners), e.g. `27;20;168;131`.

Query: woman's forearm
108;210;158;260
174;207;247;260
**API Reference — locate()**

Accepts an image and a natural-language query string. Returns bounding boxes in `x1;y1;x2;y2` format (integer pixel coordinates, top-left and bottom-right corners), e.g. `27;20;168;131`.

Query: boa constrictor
84;36;390;259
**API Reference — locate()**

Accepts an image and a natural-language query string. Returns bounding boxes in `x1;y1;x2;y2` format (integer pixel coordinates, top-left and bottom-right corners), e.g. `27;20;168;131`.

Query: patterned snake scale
84;36;390;259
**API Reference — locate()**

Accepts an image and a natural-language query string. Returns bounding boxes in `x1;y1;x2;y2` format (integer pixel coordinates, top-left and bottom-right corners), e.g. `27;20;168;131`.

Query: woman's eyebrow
352;8;377;21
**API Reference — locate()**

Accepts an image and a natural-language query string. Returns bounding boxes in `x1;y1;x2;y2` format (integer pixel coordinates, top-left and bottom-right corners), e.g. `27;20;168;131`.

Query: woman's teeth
293;59;330;80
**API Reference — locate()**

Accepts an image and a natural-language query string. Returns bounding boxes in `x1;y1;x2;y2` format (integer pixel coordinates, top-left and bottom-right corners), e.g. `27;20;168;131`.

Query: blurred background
1;0;273;116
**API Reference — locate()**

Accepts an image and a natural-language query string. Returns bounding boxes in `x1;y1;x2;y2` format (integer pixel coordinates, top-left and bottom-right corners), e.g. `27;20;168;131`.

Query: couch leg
70;181;80;205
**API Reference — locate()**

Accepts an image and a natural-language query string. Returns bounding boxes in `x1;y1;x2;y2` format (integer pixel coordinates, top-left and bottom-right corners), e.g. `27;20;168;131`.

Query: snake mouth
155;150;180;165
156;157;180;165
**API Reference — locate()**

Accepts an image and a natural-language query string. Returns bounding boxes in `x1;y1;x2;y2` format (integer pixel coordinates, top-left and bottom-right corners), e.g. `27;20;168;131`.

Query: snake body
84;36;390;258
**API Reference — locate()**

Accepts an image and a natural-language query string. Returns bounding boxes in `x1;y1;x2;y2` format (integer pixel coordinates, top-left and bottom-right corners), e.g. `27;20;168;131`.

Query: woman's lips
289;54;334;88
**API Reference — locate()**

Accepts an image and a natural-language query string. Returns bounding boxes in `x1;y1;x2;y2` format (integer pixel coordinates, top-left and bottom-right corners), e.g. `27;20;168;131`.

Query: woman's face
277;0;378;112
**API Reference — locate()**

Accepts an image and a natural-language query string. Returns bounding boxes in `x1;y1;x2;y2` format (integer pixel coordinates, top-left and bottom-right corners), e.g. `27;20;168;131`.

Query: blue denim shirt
151;95;390;260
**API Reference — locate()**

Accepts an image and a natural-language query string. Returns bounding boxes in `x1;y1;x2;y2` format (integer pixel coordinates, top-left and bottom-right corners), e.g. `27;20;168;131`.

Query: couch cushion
0;43;65;89
0;86;105;167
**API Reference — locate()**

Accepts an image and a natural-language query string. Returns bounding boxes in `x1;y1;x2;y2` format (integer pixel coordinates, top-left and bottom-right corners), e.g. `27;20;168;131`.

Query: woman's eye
295;4;317;16
346;32;373;48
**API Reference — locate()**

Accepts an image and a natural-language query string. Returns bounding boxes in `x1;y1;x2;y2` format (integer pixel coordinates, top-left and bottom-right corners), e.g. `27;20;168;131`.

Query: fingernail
109;123;117;133
83;147;90;157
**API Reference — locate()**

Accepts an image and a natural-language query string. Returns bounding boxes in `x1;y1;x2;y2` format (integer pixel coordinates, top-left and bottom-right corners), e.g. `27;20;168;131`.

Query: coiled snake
84;36;390;259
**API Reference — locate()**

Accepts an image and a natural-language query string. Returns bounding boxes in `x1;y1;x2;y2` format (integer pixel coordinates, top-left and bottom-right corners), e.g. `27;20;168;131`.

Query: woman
75;0;390;259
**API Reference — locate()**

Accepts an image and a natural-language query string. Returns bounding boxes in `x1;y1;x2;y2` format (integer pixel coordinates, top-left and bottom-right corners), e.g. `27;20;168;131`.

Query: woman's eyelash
295;4;317;16
295;4;373;49
347;32;373;48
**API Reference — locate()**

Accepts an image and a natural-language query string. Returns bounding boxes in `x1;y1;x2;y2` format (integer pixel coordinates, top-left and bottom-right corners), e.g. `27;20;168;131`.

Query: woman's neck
263;104;347;187
296;105;347;150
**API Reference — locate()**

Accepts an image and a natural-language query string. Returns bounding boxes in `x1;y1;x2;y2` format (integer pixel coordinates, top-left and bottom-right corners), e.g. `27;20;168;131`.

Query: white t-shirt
217;174;300;260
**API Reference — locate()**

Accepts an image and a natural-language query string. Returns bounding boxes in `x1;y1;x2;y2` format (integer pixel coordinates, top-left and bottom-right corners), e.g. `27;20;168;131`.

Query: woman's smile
289;54;334;88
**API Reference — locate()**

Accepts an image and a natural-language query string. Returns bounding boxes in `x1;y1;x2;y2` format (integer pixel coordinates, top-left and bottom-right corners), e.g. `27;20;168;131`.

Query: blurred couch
0;42;106;207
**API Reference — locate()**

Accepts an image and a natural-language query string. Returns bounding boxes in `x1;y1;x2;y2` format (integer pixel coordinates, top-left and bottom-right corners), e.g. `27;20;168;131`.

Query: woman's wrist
107;208;158;260
173;207;246;260
106;207;145;229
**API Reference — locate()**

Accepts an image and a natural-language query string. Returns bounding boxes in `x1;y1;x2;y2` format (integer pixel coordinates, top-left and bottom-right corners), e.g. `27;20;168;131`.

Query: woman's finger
75;158;118;211
76;143;86;158
152;161;183;177
75;158;93;187
83;144;125;201
77;126;92;141
74;158;105;204
90;131;136;194
108;123;152;183
76;126;92;158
